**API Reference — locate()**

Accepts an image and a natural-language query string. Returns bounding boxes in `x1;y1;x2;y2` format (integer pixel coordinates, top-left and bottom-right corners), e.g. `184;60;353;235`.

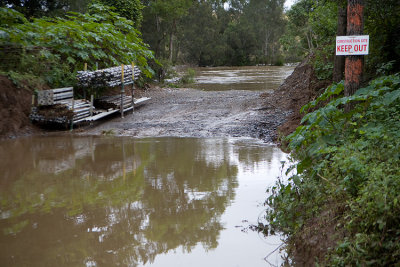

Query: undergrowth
263;73;400;265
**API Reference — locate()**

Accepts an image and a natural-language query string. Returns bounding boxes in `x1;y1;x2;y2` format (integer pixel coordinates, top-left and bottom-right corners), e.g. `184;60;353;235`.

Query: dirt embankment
259;58;331;143
0;75;41;139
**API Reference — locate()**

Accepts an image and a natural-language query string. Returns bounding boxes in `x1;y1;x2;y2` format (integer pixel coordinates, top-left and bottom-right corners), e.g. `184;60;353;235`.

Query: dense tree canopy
141;0;286;66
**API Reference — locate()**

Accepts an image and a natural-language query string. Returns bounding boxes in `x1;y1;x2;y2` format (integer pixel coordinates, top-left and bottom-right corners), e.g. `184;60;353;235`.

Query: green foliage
180;68;195;84
282;0;400;77
312;45;335;80
2;70;47;91
178;1;227;66
0;7;28;26
95;0;144;27
264;73;400;264
142;0;286;66
365;0;400;75
0;4;155;87
281;0;337;75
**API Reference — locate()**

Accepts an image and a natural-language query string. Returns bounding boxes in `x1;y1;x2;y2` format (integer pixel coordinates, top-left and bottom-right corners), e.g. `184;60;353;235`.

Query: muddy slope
259;58;331;142
0;75;39;139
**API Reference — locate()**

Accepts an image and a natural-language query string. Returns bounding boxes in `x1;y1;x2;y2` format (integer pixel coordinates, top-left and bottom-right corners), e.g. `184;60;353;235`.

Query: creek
0;66;293;266
191;65;293;91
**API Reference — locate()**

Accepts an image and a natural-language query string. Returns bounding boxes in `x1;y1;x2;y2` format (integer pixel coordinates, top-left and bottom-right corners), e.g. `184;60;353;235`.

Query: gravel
82;87;288;142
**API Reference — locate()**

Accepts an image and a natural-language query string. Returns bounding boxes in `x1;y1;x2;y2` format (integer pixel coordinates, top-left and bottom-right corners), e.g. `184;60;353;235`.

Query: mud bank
82;87;289;142
0;75;41;139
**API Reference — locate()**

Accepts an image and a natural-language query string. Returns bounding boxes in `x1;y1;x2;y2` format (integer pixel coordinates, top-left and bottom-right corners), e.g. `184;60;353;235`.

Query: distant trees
141;0;286;66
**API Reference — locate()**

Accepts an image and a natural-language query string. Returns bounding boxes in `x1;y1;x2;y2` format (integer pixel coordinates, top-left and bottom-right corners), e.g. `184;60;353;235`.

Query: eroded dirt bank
82;87;290;142
0;75;41;139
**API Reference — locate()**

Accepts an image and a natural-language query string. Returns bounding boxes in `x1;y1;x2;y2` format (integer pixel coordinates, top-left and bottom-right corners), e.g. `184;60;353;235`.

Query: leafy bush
0;4;155;87
180;68;196;84
264;73;400;265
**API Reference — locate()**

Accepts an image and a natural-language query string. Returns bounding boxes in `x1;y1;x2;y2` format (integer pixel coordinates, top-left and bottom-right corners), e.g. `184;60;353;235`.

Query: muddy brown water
190;66;294;91
0;136;287;266
1;66;294;266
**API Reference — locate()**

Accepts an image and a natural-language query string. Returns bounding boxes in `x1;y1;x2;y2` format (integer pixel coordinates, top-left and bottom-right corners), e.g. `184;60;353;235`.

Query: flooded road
87;66;294;140
191;66;294;91
0;136;286;266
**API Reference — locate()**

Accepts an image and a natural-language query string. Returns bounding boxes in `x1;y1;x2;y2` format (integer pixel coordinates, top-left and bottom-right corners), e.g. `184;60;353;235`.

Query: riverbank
0;75;42;139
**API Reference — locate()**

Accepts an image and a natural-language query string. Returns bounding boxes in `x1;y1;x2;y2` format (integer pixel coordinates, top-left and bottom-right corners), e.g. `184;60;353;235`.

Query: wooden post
70;97;75;131
131;62;135;111
84;63;88;100
344;0;364;98
90;94;94;116
121;64;125;118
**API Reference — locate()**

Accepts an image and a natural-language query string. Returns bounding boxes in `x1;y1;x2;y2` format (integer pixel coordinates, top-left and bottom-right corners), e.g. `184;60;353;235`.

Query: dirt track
83;87;290;142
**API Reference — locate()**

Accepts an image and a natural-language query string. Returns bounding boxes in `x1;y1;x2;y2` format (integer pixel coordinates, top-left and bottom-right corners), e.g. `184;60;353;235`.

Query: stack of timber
37;87;74;106
94;95;133;111
76;65;141;87
30;87;92;126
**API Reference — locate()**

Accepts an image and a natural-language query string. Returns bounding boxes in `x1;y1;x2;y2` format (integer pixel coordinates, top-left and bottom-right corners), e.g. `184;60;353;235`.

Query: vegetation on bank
0;4;154;88
262;73;400;264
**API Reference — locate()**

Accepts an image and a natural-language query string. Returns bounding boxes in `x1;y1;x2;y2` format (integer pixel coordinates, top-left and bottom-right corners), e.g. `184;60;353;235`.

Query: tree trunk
333;6;347;83
169;19;176;62
169;32;174;62
344;0;364;98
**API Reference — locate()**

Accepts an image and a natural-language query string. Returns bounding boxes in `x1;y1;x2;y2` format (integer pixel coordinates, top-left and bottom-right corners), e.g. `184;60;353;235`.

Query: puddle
0;136;287;266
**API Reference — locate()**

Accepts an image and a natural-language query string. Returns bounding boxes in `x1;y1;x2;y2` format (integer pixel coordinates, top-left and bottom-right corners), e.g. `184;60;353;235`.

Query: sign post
336;35;369;56
342;0;365;111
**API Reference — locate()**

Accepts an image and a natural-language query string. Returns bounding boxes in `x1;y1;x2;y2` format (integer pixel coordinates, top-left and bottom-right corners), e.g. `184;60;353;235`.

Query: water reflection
191;66;294;91
0;136;285;266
